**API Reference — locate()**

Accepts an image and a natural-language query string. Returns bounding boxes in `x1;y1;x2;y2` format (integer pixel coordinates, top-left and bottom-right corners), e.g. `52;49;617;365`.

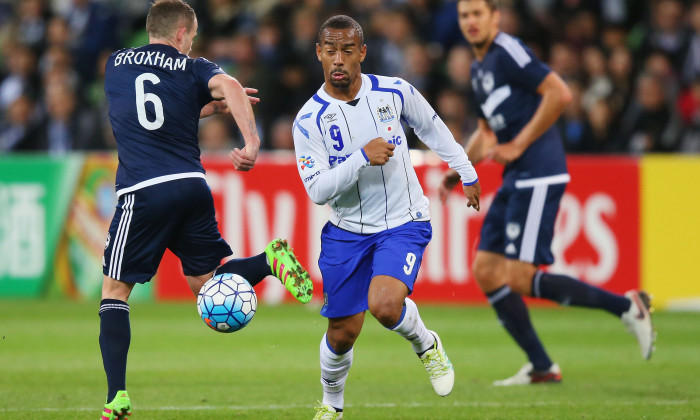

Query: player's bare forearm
225;82;260;149
209;75;261;170
492;73;571;165
511;72;571;154
465;120;497;165
199;100;227;119
438;169;460;204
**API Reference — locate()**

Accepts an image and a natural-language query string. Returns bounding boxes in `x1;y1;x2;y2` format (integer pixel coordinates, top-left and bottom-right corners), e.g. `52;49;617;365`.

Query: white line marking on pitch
1;399;692;412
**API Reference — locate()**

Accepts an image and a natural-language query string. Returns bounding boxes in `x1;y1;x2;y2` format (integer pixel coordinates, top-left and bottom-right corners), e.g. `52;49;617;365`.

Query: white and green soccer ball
197;273;257;333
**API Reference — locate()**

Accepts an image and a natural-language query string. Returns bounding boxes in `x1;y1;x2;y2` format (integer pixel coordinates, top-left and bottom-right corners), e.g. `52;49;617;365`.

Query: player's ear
316;43;322;61
175;26;187;43
359;44;367;63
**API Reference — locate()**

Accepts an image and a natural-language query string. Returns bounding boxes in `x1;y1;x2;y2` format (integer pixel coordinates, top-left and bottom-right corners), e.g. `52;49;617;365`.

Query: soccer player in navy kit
439;0;655;385
294;16;481;419
98;1;312;418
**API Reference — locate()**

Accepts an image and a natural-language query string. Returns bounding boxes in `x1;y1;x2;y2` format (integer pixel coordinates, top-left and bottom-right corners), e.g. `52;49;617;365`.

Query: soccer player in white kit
292;15;481;419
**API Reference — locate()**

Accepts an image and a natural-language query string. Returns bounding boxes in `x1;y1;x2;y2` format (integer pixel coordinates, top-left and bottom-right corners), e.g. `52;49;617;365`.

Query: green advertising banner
60;154;152;301
0;154;82;297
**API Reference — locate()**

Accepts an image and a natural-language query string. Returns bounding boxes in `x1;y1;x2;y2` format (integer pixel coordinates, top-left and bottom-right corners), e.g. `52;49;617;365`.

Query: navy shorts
103;177;232;283
478;176;568;265
318;221;432;319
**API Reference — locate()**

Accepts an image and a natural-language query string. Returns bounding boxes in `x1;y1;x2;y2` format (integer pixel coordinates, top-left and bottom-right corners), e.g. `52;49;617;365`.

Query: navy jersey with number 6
471;32;567;181
104;44;224;196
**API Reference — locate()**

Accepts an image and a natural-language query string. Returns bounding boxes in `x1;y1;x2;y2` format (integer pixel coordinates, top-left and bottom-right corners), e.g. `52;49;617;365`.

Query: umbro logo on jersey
324;113;337;122
377;105;395;123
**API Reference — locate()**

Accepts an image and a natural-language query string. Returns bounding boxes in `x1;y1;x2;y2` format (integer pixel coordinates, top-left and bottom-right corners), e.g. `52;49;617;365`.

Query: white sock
319;333;352;410
391;297;435;354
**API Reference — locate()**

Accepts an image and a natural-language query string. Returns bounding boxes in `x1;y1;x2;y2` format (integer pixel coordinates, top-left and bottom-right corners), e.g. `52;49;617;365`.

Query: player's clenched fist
229;145;258;171
362;137;395;166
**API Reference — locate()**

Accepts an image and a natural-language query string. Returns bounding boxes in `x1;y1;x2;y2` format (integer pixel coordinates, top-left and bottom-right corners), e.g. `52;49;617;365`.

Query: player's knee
327;328;359;352
368;298;403;328
502;261;536;296
472;259;500;292
508;275;531;295
101;275;133;301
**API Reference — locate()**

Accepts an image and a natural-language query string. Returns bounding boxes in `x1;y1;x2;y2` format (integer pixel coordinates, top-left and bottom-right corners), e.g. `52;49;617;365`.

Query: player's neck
149;38;180;53
473;31;499;60
323;74;363;101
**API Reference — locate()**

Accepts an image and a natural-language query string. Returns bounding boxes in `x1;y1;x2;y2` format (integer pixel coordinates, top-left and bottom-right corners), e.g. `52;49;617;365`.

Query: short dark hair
318;15;364;45
459;0;499;11
146;0;196;39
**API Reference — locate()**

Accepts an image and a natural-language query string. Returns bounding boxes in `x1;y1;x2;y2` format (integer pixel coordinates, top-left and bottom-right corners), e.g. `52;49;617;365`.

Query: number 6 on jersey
135;72;164;130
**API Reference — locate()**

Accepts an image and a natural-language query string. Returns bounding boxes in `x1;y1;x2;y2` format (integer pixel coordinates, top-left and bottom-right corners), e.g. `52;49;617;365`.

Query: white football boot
494;362;562;386
420;331;455;396
621;290;655;360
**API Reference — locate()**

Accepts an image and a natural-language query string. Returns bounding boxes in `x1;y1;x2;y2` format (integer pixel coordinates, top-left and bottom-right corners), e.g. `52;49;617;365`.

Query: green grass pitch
1;300;698;419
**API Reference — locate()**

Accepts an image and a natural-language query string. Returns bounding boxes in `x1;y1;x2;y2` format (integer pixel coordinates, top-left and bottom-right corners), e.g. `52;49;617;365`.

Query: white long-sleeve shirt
293;73;478;234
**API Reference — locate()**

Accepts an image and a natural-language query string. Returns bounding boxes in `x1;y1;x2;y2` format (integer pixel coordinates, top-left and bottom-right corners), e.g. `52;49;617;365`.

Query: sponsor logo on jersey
329;153;353;165
505;243;517;255
324;113;337;123
377;105;396;123
387;135;402;145
298;155;315;170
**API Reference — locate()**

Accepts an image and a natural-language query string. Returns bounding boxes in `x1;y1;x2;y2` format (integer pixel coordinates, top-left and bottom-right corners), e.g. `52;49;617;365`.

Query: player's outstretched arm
395;77;478;189
491;72;571;165
208;74;261;171
439;119;494;205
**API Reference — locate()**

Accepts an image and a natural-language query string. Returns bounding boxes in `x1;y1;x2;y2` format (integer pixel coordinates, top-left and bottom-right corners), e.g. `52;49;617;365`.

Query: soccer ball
197;273;257;333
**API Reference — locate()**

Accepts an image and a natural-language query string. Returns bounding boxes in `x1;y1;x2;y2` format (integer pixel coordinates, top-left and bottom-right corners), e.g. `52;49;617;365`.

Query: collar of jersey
316;73;370;104
146;43;182;55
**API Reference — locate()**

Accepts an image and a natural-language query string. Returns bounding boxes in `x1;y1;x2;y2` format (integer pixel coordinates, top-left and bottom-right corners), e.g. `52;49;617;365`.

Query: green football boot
101;390;131;420
313;402;343;419
265;239;313;303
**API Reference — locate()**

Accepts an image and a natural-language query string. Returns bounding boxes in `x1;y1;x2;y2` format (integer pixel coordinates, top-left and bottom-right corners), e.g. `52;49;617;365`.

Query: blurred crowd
2;0;700;155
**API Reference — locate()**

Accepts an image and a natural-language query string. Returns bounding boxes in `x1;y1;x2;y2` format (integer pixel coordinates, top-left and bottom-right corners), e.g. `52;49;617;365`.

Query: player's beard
329;69;351;88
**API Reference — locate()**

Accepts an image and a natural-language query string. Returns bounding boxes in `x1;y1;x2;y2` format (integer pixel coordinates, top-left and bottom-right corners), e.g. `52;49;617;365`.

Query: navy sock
99;299;131;402
487;285;553;371
532;271;631;317
216;252;269;287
